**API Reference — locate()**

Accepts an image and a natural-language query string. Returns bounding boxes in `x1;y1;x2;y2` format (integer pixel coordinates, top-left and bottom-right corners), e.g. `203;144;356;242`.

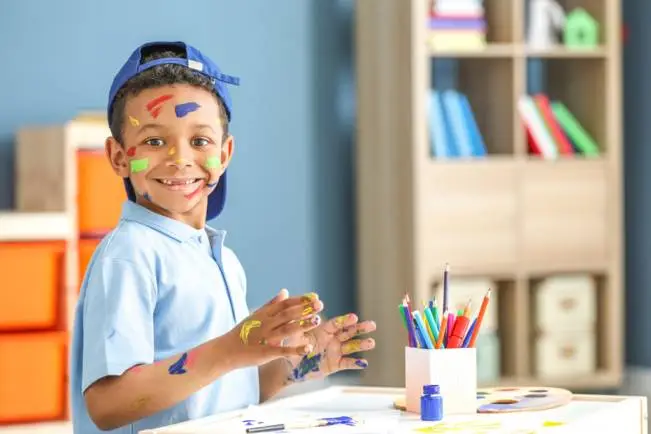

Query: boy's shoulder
94;218;166;265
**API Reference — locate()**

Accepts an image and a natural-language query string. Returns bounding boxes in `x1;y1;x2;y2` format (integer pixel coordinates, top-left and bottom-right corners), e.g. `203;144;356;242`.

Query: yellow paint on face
129;116;140;126
168;146;176;156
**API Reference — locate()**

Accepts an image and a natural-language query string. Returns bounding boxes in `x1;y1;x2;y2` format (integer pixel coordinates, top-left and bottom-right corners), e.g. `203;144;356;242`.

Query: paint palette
392;386;572;414
476;387;572;413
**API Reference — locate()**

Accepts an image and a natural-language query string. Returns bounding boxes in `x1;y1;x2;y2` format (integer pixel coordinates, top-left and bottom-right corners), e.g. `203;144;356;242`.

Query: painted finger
341;338;375;356
339;357;369;371
336;320;376;342
321;313;359;335
265;293;318;316
267;299;323;329
268;315;321;342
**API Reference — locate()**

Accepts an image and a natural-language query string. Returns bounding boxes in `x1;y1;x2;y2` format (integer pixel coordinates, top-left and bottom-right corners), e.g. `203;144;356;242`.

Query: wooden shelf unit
354;0;622;390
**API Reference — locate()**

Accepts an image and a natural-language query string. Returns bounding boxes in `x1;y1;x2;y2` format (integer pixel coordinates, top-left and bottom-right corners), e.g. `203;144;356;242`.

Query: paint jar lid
423;384;440;395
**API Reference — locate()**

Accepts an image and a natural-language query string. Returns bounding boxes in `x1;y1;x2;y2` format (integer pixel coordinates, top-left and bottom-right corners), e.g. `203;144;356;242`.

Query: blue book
442;90;473;158
429;90;450;158
458;93;487;157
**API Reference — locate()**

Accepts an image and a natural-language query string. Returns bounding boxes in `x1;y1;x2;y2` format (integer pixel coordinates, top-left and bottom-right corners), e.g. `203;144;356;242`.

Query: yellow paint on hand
128;116;140;126
239;320;262;344
302;306;314;316
543;421;565;427
342;341;362;354
334;315;348;327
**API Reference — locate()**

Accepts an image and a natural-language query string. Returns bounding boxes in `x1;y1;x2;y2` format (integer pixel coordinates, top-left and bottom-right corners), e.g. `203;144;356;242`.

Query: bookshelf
354;0;622;390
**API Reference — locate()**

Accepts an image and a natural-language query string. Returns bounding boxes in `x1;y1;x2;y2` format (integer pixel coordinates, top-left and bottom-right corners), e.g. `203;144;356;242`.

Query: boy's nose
166;144;195;168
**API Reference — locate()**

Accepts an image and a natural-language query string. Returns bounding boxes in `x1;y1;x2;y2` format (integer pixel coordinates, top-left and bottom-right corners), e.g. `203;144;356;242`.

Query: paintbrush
245;416;356;433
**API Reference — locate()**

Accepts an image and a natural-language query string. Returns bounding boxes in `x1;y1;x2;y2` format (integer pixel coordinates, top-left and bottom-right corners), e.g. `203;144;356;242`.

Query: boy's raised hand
284;312;376;383
225;289;324;368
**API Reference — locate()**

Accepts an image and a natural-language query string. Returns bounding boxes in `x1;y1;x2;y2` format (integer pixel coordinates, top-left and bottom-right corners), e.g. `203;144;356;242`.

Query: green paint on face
205;156;221;169
130;158;149;173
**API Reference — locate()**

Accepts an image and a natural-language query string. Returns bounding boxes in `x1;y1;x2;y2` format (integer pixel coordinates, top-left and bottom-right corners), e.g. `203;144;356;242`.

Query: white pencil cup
405;347;477;416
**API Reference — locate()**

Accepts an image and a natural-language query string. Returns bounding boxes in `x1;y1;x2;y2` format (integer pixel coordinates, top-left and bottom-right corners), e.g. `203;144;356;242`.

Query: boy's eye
145;138;165;147
192;137;211;147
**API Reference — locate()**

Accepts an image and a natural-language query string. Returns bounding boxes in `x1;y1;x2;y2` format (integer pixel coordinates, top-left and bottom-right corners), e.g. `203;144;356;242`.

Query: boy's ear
220;135;234;173
105;136;130;178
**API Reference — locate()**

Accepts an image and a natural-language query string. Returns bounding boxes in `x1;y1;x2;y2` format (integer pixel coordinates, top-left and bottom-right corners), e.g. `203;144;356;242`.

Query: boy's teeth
161;179;196;185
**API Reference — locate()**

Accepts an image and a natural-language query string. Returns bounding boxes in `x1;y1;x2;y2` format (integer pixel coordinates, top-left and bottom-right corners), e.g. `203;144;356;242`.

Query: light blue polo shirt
69;201;259;434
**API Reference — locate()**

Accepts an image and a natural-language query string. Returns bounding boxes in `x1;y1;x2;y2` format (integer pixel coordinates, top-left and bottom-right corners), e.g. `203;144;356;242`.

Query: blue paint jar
421;384;443;421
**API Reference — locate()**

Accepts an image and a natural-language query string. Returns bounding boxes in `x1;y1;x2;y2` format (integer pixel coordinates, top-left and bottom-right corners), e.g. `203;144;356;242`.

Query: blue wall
0;0;356;316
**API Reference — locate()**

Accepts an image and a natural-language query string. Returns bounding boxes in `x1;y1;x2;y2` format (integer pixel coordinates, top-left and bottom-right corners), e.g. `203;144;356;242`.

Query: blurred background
0;0;650;431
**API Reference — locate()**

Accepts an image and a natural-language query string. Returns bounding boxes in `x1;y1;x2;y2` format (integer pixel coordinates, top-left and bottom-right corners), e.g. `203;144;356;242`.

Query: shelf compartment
430;57;516;156
521;159;607;268
420;159;518;272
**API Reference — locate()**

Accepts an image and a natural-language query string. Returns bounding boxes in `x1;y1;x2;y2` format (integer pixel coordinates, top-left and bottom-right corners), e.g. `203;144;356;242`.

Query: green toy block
564;8;599;48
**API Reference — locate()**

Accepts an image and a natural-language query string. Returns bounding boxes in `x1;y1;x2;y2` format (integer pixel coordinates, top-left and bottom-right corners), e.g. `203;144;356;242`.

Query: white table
140;386;649;434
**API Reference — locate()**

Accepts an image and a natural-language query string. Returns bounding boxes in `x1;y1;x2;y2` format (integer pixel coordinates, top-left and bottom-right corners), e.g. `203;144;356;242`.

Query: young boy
69;41;376;434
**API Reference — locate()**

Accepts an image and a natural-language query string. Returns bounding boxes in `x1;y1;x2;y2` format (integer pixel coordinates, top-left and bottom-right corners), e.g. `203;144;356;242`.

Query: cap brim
123;172;226;221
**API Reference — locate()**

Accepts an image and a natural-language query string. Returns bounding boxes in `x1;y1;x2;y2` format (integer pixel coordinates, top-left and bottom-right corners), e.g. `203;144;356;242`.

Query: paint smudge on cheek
146;94;173;119
130;158;149;173
205;156;221;170
127;146;137;157
168;146;176;156
174;102;201;118
128;116;140;126
143;192;152;202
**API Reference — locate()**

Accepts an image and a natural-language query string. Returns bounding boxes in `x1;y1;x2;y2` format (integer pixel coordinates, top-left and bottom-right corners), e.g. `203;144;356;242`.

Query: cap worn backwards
107;41;239;221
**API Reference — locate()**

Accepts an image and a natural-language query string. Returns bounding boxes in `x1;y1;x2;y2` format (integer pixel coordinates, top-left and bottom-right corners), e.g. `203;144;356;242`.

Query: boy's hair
108;45;230;144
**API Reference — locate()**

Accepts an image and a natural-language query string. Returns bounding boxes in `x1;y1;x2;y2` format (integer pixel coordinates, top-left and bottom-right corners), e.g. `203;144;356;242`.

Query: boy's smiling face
106;84;233;228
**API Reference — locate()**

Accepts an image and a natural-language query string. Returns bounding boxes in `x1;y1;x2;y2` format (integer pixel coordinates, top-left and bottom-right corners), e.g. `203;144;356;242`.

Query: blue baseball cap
107;41;240;220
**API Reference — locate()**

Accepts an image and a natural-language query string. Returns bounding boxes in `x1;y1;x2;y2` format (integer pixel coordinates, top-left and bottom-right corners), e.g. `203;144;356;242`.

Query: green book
551;101;600;157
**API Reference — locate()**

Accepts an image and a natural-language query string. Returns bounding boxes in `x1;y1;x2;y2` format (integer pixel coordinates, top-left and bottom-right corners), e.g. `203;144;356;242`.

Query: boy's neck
135;198;208;230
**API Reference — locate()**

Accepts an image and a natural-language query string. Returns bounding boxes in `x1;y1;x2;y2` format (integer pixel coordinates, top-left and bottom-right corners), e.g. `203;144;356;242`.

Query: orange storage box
77;149;125;236
0;332;68;423
0;241;65;330
79;238;102;286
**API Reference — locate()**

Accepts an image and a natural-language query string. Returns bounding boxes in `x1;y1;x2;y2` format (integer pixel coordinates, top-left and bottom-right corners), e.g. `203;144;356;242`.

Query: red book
533;94;574;155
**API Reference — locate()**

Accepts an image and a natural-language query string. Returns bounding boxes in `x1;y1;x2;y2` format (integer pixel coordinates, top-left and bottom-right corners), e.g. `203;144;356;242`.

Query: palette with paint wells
476;387;573;413
394;386;572;413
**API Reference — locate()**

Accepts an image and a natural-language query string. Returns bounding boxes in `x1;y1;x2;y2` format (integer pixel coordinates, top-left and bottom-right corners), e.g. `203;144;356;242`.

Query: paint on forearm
146;94;173;119
205;156;221;170
130;158;149;173
240;320;262;344
174;102;201;118
128;116;140;127
168;352;190;375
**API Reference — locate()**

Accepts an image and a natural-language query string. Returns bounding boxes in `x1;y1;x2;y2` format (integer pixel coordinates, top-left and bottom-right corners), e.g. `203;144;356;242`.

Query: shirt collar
119;201;227;247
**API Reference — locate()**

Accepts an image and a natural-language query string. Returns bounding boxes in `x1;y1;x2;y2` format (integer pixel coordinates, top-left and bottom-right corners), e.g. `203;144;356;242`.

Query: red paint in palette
146;94;173;119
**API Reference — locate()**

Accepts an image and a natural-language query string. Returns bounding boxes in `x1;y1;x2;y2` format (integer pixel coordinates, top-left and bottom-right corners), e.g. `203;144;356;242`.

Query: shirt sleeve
81;257;156;393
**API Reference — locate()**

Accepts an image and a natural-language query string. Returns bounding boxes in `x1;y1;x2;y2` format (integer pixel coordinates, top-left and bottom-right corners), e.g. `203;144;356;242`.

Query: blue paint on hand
290;353;322;382
168;352;189;374
354;359;368;368
175;102;201;118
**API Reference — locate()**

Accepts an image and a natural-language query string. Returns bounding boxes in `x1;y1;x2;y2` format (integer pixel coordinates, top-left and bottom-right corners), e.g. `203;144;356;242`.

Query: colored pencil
398;304;411;345
424;305;439;341
414;311;434;349
435;309;448;349
421;303;436;343
463;299;472;318
462;318;476;348
401;303;418;347
442;263;450;313
468;288;491;348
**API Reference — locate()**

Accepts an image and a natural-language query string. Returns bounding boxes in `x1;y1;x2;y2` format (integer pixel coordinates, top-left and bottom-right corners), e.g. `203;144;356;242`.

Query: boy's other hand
225;289;324;368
